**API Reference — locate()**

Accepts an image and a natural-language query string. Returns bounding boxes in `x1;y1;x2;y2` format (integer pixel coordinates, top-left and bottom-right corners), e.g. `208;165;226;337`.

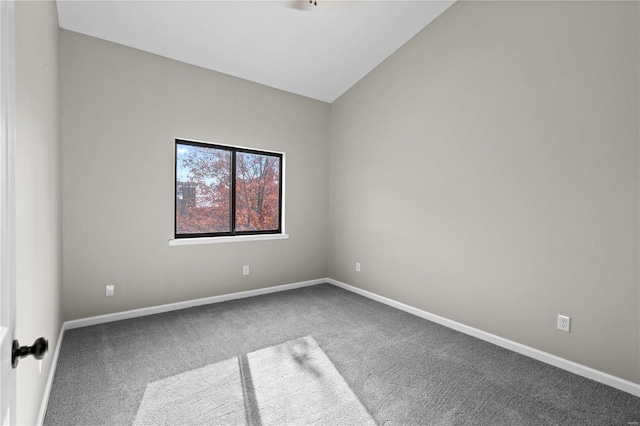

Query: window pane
176;143;231;234
235;152;280;232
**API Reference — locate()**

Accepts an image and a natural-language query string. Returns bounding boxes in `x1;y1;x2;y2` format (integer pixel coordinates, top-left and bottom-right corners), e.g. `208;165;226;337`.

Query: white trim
0;0;17;422
36;326;64;426
327;278;640;397
169;233;289;246
40;276;639;424
64;278;323;330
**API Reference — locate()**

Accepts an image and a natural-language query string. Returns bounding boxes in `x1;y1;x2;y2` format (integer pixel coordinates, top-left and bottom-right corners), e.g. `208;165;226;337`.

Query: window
175;139;283;239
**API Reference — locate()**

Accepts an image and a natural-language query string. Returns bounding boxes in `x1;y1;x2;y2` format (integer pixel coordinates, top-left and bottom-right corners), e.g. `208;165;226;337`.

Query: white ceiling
56;1;455;103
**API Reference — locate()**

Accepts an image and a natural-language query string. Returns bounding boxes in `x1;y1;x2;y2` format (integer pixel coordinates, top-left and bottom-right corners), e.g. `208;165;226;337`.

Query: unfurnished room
1;0;639;425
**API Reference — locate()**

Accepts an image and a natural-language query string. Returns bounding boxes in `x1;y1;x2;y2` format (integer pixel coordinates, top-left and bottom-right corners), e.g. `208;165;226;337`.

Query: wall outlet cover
557;314;570;332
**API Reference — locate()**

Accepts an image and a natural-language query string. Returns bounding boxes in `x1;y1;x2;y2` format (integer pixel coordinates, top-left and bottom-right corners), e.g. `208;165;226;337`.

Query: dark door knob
12;337;48;368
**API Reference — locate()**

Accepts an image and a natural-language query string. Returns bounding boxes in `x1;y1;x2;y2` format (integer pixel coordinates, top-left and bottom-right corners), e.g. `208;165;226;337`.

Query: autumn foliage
176;144;280;235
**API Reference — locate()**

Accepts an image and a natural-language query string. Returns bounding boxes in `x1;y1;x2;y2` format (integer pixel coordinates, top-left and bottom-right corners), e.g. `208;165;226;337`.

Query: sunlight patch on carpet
133;335;375;425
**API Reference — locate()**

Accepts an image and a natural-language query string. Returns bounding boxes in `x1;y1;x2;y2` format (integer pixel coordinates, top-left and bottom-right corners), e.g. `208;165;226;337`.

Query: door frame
0;0;16;424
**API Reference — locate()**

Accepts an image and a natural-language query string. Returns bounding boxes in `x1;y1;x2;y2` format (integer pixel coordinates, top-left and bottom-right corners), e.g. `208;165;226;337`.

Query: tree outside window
175;140;282;238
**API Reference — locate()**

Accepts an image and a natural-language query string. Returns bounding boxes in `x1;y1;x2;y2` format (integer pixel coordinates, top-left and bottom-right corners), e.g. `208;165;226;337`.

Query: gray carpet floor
44;283;640;425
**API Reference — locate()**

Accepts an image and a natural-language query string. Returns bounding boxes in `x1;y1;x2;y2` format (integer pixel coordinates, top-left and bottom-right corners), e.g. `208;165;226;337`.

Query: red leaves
235;153;280;231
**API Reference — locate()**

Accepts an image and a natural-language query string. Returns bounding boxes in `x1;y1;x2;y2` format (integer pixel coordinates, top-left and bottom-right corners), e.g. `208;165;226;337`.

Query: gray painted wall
16;1;63;424
56;0;639;396
60;31;330;321
328;1;640;383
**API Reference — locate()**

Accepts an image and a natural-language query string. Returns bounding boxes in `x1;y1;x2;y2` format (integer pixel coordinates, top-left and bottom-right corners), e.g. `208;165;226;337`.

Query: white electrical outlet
243;265;250;275
557;314;570;332
105;285;115;297
355;262;361;272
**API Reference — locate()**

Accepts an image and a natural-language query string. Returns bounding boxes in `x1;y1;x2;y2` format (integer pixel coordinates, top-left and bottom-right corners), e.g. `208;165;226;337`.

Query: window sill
169;233;289;246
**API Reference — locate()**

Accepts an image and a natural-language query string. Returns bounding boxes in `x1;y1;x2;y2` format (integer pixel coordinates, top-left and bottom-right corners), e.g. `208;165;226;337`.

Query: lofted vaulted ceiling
57;1;455;103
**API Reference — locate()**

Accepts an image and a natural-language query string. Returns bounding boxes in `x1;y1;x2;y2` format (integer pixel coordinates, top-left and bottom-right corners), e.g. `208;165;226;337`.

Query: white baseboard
65;278;325;330
327;278;640;397
36;325;65;426
39;275;639;425
37;278;325;424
